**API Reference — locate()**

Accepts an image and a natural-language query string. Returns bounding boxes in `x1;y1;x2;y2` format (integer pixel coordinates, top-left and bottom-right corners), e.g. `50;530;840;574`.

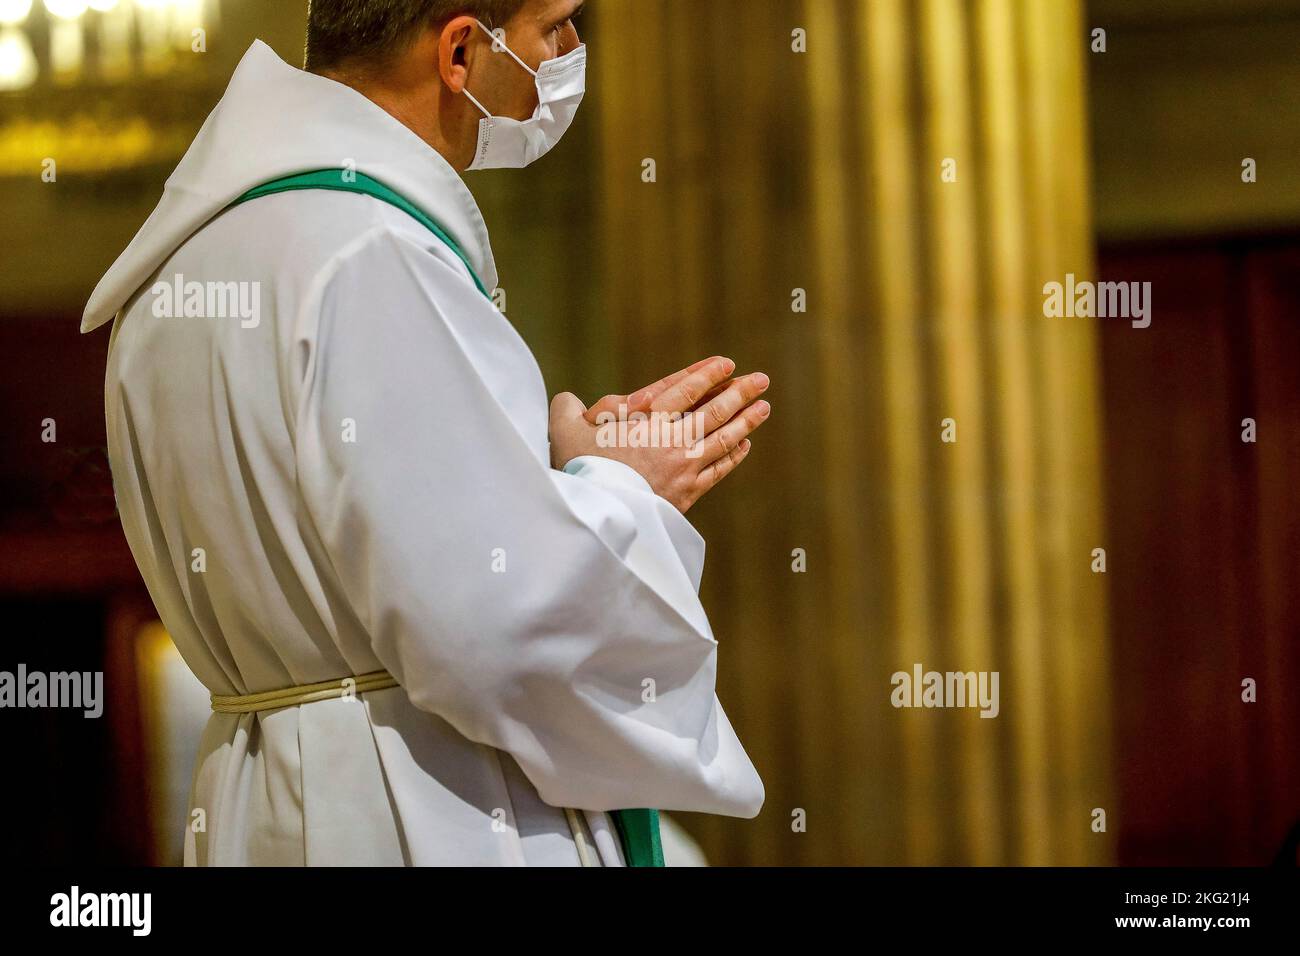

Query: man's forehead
528;0;585;22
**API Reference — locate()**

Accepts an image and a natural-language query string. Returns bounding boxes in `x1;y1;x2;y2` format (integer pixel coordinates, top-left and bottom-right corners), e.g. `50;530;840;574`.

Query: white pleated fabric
87;41;764;865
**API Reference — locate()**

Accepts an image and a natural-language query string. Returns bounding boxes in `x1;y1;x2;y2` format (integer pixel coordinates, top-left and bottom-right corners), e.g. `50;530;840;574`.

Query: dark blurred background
0;0;1297;865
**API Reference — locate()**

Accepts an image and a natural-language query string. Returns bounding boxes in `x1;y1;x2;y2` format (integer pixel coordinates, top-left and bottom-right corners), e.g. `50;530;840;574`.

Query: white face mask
462;20;586;171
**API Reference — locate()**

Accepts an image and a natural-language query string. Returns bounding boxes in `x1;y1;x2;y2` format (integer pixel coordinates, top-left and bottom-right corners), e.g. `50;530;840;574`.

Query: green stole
227;169;666;868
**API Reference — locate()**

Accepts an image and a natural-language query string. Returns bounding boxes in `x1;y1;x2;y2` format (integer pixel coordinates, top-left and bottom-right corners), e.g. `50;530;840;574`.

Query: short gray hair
305;0;528;73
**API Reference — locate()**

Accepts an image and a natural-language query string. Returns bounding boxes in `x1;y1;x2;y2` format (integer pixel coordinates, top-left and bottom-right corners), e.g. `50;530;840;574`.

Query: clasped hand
550;356;771;513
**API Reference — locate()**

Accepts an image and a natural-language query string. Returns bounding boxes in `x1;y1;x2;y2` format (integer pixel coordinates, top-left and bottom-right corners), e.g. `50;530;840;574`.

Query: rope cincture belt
207;668;661;867
210;670;398;714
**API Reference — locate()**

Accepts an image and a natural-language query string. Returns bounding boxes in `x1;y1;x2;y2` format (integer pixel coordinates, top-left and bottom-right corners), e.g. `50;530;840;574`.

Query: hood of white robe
80;39;498;333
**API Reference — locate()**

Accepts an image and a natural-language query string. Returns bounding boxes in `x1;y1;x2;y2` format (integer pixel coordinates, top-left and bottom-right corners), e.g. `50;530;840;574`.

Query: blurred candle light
136;0;174;73
0;27;37;89
95;0;131;80
172;0;202;48
0;0;32;27
49;12;84;80
44;0;88;18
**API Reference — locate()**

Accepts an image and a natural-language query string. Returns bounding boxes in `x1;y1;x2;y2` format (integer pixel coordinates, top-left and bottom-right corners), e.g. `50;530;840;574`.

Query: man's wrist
562;454;655;496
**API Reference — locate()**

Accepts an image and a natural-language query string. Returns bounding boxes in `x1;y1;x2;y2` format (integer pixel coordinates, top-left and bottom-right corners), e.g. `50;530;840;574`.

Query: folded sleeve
292;226;764;818
556;455;702;598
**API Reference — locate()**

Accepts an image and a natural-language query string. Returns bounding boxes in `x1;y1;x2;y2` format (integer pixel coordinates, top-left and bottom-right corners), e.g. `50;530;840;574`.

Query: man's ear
438;16;479;92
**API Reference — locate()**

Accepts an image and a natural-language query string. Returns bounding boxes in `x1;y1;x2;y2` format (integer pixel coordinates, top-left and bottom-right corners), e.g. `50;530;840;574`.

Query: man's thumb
550;391;588;417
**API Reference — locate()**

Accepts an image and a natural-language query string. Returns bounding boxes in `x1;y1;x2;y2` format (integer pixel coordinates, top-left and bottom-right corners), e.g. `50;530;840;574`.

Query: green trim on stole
611;807;665;867
228;168;488;296
227;169;666;868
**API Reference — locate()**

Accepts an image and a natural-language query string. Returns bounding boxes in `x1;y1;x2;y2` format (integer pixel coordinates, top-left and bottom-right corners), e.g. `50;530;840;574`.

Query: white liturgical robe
81;40;764;865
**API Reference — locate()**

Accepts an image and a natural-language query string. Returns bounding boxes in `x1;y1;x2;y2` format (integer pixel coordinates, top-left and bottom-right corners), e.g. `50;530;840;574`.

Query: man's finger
696;437;753;492
690;398;770;467
582;358;720;423
629;356;726;410
583;392;630;424
550;391;588;418
689;377;734;411
583;356;735;424
686;372;770;437
650;356;737;414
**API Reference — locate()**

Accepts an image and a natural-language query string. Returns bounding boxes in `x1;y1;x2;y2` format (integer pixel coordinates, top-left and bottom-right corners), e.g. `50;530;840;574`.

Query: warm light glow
95;0;131;80
0;0;31;27
49;15;83;75
172;0;201;22
0;27;37;89
87;0;118;12
0;114;192;175
44;0;88;19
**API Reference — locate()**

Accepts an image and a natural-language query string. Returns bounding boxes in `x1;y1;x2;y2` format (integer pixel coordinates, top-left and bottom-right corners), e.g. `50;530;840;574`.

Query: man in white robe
81;0;769;865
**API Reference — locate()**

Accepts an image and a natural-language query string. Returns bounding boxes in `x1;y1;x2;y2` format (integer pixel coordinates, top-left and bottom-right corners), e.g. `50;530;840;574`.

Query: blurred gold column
1020;0;1113;867
592;0;1110;865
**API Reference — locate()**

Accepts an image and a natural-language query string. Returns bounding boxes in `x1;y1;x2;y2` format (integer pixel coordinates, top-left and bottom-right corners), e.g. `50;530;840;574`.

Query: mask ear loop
473;19;539;77
462;86;491;118
462;19;538;118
